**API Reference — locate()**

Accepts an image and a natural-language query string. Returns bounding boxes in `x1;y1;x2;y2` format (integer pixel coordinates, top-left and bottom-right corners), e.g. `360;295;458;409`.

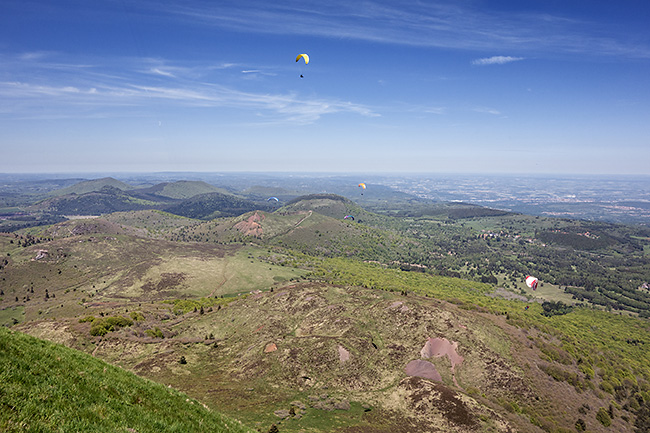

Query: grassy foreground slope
0;326;253;433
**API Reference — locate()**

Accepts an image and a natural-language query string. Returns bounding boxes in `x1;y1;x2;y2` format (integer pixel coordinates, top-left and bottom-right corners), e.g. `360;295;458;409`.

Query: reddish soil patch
404;359;442;382
338;345;350;363
264;343;277;353
233;211;265;237
420;337;463;373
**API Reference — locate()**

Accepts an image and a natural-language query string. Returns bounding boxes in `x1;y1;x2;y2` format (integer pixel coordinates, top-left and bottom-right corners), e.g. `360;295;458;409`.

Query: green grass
0;326;254;433
0;306;24;327
162;295;240;315
103;210;202;236
505;276;576;304
111;245;306;299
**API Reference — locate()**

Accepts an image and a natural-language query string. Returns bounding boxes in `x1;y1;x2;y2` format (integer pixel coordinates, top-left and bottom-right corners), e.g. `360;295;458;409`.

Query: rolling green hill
242;185;302;202
163;191;270;219
32;186;164;215
0;326;253;433
170;198;418;262
103;210;202;237
136;180;229;200
49;177;134;196
282;193;367;220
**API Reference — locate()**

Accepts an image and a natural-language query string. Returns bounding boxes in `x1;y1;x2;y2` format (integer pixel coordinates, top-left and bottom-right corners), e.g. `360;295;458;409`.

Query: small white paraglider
525;276;538;290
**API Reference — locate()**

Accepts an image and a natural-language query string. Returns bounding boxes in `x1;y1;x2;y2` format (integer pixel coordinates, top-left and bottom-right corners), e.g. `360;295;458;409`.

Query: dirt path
92;340;103;357
208;257;229;297
295;210;312;227
286;210;312;236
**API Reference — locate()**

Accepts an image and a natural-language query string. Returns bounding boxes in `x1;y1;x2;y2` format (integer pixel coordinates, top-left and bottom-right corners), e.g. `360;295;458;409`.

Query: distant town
381;174;650;225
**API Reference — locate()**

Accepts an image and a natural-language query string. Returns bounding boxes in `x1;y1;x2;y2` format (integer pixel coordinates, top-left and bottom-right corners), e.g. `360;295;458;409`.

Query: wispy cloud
240;69;277;79
472;106;501;116
472;56;524;66
0;61;378;125
153;0;650;58
19;51;53;61
149;67;176;78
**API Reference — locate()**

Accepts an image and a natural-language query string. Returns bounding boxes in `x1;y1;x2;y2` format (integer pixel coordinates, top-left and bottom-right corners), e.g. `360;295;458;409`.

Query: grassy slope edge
0;326;254;433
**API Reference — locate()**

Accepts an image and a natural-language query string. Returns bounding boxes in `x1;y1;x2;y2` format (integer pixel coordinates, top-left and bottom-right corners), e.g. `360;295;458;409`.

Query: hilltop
134;180;230;200
163;191;268;219
282;193;367;220
23;179;266;219
49;177;134;196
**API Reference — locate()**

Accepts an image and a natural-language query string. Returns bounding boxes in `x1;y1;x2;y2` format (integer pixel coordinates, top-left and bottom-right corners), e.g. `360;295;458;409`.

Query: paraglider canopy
358;183;366;195
344;215;354;221
525;276;538;290
267;197;279;202
296;54;309;78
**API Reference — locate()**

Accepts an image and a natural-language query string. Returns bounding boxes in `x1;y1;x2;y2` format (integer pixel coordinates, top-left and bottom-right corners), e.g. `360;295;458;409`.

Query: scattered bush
88;316;134;336
596;407;612;427
635;401;650;432
130;311;145;321
600;380;615;395
541;300;573;317
145;327;164;339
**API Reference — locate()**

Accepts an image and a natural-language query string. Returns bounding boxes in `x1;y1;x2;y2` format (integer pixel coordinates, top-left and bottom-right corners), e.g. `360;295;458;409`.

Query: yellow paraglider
358;183;366;195
296;53;309;64
296;54;309;78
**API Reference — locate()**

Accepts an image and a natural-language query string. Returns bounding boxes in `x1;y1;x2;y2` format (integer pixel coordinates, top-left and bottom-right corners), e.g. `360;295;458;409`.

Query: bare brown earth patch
338;345;351;363
233;211;265;237
404;359;442;381
141;272;187;293
420;337;464;372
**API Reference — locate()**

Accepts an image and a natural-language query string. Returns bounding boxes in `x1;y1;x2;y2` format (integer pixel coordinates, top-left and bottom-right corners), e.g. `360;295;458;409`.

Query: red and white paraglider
525;276;538;290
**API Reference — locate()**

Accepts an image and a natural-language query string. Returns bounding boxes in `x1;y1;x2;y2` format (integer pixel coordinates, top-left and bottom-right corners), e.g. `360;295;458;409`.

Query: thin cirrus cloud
0;52;369;124
0;47;371;123
471;56;525;65
472;106;502;116
0;77;377;124
158;0;650;58
149;67;176;78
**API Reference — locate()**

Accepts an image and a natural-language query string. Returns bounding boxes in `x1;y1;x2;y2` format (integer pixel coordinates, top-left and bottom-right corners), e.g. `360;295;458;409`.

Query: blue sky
1;0;649;174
